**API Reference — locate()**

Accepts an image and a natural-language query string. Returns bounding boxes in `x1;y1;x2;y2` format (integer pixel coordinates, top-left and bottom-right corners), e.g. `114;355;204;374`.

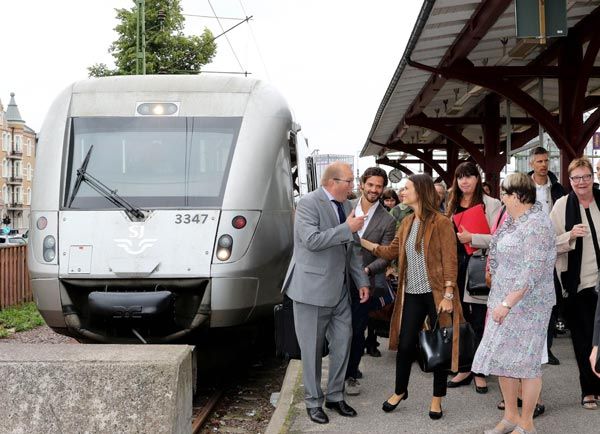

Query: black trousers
564;287;600;398
395;292;447;397
457;252;486;376
346;282;370;379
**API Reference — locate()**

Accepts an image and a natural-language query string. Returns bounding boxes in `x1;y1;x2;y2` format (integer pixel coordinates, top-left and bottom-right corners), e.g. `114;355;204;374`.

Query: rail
0;245;32;309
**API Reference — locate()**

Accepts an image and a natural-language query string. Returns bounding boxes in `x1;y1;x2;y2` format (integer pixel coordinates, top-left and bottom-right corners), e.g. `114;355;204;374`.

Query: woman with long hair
445;162;501;394
361;174;463;419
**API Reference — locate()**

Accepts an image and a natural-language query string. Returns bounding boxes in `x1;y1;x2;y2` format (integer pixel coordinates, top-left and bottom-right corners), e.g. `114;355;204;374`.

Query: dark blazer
352;200;396;289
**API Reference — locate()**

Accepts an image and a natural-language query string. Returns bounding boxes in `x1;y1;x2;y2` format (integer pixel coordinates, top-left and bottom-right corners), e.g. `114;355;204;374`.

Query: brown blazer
373;212;464;372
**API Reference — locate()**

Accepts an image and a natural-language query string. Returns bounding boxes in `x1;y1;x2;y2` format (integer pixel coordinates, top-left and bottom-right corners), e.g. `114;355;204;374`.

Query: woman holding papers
473;173;556;434
360;174;462;420
445;162;501;393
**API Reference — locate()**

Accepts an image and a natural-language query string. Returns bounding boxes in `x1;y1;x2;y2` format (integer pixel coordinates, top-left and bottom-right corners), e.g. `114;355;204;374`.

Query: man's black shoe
325;400;357;417
356;369;363;379
547;350;560;365
306;407;329;424
367;346;382;357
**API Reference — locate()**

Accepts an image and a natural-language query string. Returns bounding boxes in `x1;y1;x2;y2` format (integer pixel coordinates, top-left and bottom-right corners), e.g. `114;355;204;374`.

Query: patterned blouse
405;219;432;294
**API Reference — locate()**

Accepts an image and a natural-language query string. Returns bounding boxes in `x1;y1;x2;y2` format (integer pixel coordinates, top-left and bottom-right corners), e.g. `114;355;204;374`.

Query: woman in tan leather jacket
361;174;464;420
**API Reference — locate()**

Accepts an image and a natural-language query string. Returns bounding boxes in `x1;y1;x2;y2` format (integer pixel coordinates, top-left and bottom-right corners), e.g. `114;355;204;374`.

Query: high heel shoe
428;405;443;420
382;391;408;412
447;373;473;388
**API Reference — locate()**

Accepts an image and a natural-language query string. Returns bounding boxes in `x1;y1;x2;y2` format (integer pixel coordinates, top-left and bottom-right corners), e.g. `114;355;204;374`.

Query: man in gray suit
285;162;370;424
345;167;396;395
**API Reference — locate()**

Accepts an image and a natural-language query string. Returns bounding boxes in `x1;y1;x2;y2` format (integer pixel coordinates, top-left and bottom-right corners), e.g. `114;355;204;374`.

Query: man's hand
358;286;370;303
346;209;367;233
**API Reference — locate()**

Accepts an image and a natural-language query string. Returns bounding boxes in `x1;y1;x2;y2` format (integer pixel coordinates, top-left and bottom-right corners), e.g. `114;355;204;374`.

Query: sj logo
114;225;157;255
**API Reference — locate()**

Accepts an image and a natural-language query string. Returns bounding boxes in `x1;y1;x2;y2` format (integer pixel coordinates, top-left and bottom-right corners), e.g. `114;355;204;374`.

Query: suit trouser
395;292;448;397
293;291;352;408
564;287;600;398
346;283;369;379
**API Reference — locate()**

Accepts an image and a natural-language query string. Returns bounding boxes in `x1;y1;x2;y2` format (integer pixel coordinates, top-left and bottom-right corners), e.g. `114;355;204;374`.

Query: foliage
0;302;45;338
89;0;217;76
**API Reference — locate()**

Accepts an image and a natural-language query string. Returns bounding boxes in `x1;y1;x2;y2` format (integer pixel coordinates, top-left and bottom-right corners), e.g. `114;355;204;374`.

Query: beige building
0;93;36;233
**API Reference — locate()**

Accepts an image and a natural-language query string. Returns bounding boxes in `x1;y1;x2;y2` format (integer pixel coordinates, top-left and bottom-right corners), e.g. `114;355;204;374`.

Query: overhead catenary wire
238;0;271;81
207;0;245;73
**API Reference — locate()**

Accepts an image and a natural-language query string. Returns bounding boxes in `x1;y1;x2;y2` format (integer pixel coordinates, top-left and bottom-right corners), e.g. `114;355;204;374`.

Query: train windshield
64;117;241;208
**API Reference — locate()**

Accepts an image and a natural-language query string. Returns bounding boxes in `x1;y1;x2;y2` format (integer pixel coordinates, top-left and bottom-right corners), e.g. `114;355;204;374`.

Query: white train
28;75;314;343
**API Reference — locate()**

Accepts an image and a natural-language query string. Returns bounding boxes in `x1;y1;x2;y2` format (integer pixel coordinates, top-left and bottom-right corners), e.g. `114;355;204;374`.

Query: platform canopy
361;0;600;192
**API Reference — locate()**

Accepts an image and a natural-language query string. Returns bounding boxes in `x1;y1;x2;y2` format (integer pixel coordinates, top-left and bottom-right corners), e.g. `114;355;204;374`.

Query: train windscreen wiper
67;145;146;221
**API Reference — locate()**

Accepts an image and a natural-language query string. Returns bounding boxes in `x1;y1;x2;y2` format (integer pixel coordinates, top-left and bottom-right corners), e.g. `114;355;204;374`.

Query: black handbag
417;315;476;373
467;251;490;296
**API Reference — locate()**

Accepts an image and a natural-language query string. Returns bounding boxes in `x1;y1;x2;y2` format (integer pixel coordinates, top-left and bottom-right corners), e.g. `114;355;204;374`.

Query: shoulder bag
467;250;490;296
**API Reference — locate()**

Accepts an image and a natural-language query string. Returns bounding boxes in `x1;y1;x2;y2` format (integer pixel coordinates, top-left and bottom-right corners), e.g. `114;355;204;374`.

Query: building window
2;159;7;178
1;132;8;151
14;160;21;178
14;135;22;153
2;185;8;204
26;187;31;205
14;186;22;204
27;163;32;181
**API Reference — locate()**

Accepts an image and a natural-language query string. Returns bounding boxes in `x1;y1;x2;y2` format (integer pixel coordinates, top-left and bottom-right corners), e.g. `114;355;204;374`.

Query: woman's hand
491;305;509;325
590;346;600;378
360;238;378;253
438;298;453;314
456;225;473;244
570;224;588;240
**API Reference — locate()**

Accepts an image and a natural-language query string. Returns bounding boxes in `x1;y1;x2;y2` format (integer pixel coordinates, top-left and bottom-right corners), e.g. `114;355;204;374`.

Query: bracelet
501;300;511;310
443;292;454;301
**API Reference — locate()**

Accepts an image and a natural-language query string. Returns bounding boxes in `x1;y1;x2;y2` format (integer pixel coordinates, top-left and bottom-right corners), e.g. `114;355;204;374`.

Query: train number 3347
174;214;208;224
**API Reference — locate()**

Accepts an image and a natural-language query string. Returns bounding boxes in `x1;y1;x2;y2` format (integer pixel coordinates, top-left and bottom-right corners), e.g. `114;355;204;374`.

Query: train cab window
64;117;241;209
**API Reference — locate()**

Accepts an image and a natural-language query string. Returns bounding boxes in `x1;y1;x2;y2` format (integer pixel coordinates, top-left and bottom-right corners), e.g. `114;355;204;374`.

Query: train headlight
42;235;56;262
36;216;48;230
216;234;233;261
136;102;179;116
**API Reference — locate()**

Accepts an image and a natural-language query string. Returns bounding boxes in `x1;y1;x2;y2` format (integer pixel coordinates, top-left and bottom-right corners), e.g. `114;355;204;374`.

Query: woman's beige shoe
483;419;517;434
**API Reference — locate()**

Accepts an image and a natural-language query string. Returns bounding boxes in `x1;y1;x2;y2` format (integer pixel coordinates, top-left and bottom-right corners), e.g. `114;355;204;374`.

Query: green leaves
88;0;217;77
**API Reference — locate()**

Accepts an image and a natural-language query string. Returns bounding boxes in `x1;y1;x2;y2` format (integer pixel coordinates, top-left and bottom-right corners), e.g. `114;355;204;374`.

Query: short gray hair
501;173;536;205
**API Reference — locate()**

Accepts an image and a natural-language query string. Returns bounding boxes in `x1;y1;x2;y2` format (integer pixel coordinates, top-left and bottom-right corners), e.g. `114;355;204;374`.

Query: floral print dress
472;202;556;378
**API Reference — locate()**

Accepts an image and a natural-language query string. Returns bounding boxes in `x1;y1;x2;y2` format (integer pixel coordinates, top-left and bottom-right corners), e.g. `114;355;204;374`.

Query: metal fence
0;245;32;309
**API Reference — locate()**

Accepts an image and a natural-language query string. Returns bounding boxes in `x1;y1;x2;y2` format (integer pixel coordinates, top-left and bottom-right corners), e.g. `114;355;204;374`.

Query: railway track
192;389;225;433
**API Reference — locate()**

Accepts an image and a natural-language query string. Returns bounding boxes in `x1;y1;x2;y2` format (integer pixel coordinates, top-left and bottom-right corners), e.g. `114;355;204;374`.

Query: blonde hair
501;173;536;204
567;156;593;176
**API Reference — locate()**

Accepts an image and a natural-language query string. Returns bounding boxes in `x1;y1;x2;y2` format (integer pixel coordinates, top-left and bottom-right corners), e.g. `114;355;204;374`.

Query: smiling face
361;175;385;204
457;175;478;195
402;180;419;207
569;166;594;198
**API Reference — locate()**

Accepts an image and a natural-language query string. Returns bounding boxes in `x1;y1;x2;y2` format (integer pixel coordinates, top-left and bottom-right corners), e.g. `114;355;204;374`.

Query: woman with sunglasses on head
445;162;501;394
550;156;600;410
360;174;463;420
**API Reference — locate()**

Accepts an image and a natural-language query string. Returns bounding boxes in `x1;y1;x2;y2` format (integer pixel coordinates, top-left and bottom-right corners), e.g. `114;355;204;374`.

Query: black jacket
527;170;566;205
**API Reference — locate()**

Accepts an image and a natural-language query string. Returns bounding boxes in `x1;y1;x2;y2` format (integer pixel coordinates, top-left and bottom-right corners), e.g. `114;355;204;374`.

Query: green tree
89;0;217;76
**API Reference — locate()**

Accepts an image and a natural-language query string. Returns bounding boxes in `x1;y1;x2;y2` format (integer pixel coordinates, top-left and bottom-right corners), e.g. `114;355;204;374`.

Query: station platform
269;334;596;434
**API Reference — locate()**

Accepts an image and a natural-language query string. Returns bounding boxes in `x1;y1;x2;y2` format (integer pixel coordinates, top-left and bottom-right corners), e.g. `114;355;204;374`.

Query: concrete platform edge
265;359;302;434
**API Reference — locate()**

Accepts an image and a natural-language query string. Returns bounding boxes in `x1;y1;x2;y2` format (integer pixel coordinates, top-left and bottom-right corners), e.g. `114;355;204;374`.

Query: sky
1;0;423;172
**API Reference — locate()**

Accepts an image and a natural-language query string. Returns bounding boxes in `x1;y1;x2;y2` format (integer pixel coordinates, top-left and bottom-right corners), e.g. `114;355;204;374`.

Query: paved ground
285;335;597;434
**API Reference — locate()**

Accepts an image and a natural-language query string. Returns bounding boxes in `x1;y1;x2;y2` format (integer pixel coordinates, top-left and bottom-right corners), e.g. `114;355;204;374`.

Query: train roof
71;74;260;95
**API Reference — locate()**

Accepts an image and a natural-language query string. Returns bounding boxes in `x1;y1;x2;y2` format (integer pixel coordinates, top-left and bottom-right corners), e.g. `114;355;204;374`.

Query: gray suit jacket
351;200;396;290
284;187;370;307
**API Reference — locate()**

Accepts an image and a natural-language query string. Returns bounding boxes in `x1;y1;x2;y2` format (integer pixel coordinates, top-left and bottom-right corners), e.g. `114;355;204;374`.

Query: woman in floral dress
472;173;556;434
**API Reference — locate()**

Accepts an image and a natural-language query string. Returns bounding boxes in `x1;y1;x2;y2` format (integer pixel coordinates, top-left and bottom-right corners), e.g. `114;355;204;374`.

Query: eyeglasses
333;178;354;185
569;174;593;183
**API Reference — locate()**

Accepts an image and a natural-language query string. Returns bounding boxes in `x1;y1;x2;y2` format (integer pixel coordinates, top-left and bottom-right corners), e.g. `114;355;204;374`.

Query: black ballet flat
429;405;443;420
447;373;473;388
382;391;408;413
475;384;489;394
